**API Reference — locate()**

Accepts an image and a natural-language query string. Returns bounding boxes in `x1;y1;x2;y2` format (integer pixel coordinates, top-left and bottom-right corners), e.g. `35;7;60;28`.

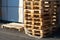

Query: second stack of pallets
24;0;59;38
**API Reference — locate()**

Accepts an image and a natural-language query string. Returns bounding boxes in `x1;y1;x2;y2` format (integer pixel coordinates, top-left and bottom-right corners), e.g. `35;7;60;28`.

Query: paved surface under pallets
0;27;60;40
0;22;60;40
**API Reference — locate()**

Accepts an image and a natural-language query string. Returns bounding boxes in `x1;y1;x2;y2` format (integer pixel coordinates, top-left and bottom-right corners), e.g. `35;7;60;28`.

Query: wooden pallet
25;28;51;38
24;28;43;38
24;9;41;13
1;23;24;32
24;0;41;2
24;1;42;10
24;6;41;10
24;9;34;14
23;0;33;1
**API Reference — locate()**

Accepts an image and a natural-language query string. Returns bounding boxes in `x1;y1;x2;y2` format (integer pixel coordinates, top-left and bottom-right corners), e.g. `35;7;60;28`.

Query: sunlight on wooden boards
1;23;24;32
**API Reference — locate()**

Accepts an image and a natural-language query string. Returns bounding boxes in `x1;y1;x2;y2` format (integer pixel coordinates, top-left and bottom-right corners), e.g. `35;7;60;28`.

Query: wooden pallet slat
1;23;24;32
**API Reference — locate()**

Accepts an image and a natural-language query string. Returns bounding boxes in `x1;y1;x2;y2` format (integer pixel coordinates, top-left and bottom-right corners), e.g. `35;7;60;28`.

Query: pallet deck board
1;23;24;32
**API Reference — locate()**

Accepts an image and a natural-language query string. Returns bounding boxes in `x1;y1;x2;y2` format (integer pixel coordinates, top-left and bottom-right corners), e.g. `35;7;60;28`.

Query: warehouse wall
0;0;2;19
2;0;7;21
1;0;60;25
2;0;23;23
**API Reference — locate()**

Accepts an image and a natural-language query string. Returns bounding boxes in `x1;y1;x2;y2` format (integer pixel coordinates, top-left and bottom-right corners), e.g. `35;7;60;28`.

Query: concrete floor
0;27;60;40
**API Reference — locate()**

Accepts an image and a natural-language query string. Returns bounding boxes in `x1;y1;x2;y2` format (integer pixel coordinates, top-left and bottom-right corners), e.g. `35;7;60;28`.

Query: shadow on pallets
43;27;60;38
53;27;60;38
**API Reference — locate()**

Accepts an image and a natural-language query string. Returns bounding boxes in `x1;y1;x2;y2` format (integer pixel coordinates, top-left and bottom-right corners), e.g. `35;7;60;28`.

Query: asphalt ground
0;27;60;40
0;22;60;40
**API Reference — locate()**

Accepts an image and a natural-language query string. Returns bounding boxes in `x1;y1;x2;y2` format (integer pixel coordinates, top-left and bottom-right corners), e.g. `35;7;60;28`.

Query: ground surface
0;28;60;40
0;23;60;40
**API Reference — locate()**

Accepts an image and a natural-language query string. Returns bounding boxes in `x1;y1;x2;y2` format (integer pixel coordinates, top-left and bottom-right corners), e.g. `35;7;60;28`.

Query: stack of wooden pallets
24;0;59;38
